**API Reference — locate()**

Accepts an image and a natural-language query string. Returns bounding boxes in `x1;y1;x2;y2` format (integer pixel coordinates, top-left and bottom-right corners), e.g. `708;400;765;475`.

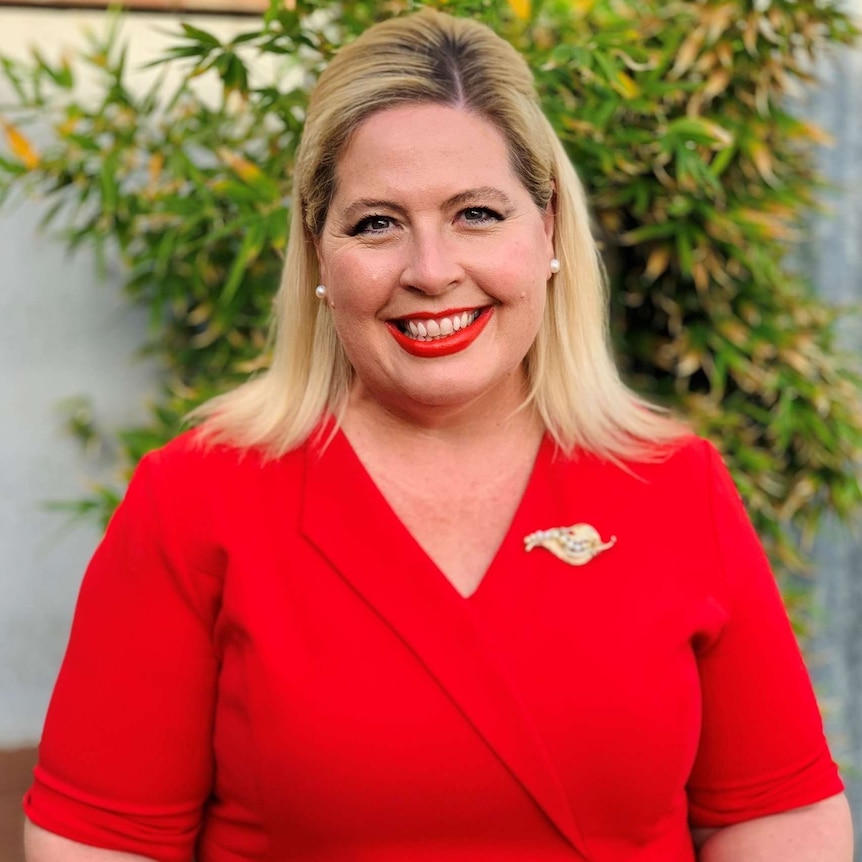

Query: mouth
392;308;483;341
386;306;493;358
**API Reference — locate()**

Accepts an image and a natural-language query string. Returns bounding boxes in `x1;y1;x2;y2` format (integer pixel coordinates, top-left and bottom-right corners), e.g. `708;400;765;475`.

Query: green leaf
220;221;265;307
0;0;859;617
180;23;222;47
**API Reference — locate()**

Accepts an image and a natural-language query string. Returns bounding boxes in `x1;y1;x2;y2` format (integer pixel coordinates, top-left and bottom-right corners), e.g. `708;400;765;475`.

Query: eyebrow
340;186;515;224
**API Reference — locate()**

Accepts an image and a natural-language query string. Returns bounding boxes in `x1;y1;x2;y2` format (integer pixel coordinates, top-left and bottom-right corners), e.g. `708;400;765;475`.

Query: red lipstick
386;307;493;358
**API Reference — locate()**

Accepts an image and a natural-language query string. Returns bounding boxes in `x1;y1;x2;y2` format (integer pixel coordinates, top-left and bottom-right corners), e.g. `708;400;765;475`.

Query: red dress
24;430;842;861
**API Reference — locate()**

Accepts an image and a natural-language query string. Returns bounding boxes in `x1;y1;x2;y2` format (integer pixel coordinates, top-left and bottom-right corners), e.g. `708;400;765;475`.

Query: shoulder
119;429;310;554
560;433;725;503
98;430;315;586
626;433;718;483
140;427;307;496
551;435;740;579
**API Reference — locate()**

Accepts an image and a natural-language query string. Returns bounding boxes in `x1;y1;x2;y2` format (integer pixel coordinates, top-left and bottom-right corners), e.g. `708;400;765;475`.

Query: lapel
299;429;588;858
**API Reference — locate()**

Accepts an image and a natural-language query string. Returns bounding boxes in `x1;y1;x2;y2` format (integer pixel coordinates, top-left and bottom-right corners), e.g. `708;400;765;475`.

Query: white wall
0;202;154;744
0;8;260;746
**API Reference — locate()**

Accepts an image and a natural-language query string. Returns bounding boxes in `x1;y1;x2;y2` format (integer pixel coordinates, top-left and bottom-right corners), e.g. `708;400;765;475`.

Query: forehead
332;104;523;199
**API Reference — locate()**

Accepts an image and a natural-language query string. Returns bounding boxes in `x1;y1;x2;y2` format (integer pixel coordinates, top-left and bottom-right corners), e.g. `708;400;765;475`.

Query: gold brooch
524;523;617;567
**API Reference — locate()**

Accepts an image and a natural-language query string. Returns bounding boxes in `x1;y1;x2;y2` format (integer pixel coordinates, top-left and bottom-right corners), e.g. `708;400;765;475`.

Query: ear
311;233;327;285
542;187;556;255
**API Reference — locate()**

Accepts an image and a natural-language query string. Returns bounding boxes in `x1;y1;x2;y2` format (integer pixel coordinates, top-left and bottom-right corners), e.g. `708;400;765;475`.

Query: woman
24;9;852;862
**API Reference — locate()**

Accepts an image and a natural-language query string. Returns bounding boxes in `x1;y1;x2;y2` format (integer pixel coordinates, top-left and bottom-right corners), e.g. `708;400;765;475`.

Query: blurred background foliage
1;0;860;622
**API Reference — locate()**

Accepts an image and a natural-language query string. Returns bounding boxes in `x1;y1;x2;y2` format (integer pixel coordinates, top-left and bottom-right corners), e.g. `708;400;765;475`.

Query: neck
342;376;544;452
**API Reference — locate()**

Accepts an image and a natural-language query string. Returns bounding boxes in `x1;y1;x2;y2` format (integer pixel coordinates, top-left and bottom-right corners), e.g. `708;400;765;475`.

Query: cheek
326;257;396;309
327;314;387;381
506;245;549;312
525;288;548;347
505;230;551;281
325;271;392;359
515;263;549;346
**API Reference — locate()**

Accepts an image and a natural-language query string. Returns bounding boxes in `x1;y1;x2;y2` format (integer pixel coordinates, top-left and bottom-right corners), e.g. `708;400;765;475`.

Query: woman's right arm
25;821;158;862
24;445;222;861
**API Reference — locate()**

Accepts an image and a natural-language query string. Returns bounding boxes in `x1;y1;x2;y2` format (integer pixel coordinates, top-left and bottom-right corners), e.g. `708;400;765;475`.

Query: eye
461;207;504;225
351;215;394;236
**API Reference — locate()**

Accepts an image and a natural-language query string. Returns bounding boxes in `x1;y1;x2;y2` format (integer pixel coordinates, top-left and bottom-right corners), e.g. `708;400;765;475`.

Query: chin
389;367;526;414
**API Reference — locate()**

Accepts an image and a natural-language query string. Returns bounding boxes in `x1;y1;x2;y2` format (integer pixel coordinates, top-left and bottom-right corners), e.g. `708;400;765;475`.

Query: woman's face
316;103;555;416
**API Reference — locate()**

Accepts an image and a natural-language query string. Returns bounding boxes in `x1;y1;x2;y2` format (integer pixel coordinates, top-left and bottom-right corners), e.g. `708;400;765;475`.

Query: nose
399;229;464;295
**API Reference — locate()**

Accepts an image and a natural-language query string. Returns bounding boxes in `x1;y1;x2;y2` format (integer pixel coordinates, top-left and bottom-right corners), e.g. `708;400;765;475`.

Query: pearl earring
315;284;327;299
549;258;561;274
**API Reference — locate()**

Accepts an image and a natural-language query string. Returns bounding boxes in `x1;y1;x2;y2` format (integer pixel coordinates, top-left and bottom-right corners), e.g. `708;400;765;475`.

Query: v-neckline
298;425;588;856
328;426;556;601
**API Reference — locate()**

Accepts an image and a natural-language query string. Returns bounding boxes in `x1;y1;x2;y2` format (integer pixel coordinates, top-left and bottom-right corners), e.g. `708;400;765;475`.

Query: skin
316;103;555;596
24;822;154;861
25;102;853;860
25;793;854;860
316;103;556;425
693;793;853;860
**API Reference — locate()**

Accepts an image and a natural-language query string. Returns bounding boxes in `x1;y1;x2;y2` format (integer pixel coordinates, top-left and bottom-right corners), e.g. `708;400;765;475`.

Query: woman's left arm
688;445;848;853
693;793;853;861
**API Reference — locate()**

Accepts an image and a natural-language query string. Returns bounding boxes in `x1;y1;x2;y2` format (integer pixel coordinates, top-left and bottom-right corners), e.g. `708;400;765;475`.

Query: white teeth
399;310;481;341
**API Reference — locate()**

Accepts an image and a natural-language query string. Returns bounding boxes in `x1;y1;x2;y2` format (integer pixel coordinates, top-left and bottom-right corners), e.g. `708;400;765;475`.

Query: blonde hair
193;8;687;460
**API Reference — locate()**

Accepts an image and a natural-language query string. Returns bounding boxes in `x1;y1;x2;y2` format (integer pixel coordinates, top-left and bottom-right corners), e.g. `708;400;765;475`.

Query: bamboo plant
1;0;859;623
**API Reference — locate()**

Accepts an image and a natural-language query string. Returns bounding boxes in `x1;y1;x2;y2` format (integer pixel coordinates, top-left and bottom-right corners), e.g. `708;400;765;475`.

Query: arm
24;447;221;861
687;444;847;851
25;821;158;862
692;793;852;861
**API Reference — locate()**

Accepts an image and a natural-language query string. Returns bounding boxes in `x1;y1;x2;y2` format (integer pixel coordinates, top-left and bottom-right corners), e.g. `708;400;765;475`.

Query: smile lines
396;310;481;341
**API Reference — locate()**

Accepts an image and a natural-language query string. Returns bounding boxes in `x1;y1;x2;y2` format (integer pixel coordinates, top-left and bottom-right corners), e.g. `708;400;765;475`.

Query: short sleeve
686;443;843;826
24;448;223;862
